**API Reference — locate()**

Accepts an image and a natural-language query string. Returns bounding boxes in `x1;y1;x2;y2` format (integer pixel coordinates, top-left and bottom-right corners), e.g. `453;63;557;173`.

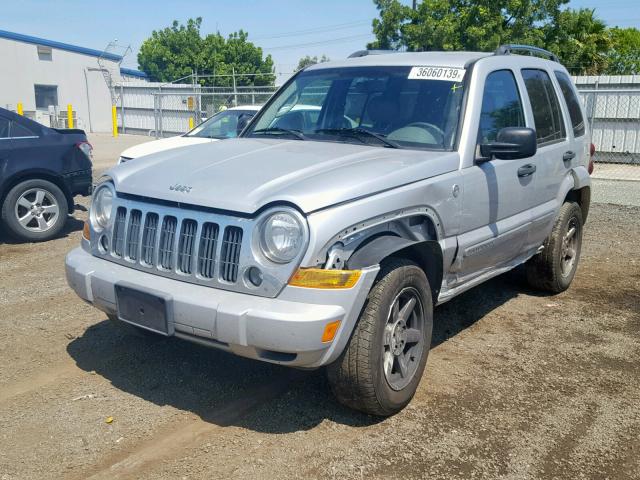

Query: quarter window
554;71;585;137
521;69;566;145
11;122;36;138
478;70;525;143
0;116;9;138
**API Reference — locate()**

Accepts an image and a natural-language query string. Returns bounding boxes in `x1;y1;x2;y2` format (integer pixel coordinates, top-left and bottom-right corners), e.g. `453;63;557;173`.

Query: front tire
526;201;583;293
1;179;68;242
327;258;433;416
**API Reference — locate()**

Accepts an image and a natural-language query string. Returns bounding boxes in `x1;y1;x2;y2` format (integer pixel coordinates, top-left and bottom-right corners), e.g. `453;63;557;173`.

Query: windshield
245;66;465;150
187;109;256;139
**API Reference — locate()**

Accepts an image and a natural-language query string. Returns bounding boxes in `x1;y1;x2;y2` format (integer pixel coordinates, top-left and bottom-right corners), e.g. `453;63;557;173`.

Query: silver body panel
66;51;591;367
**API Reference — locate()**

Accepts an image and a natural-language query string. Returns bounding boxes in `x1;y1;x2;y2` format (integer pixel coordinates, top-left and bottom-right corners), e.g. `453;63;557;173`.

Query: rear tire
525;201;583;293
1;179;68;242
327;258;433;416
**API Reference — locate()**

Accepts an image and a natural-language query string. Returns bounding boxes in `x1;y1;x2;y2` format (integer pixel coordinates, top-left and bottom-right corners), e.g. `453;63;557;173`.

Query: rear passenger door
520;68;572;248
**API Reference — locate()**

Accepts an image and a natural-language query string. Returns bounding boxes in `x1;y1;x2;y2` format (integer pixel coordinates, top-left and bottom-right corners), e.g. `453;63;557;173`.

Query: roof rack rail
494;44;559;63
348;49;395;58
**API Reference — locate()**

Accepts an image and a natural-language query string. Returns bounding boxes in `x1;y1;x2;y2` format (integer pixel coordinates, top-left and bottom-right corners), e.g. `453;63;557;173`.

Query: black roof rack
348;49;395;58
494;44;559;63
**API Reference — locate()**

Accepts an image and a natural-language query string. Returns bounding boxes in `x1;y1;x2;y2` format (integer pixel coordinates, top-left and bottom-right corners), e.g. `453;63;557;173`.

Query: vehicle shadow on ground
66;269;540;433
0;215;84;245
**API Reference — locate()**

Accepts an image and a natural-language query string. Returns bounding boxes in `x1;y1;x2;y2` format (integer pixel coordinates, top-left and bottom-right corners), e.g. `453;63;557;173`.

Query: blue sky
1;0;638;83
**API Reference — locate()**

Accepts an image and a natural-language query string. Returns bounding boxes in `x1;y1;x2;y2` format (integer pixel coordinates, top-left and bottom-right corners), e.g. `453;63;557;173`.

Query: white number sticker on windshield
408;66;466;82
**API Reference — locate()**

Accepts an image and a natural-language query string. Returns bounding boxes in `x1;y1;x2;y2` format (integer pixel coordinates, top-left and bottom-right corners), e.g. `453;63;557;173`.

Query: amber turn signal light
288;268;361;289
322;320;341;343
82;221;91;241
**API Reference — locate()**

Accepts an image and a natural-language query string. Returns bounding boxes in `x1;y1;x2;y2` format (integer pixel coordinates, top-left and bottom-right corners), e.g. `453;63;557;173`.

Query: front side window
187;110;255;139
521;69;566;145
554;71;585;137
478;70;525;143
245;66;467;150
34;84;58;110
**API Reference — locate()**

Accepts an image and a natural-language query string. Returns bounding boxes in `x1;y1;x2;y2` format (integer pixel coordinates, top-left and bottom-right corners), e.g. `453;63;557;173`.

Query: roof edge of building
0;29;122;62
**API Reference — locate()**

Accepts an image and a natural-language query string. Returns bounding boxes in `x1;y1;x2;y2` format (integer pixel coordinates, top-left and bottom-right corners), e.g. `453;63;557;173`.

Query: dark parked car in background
0;107;92;242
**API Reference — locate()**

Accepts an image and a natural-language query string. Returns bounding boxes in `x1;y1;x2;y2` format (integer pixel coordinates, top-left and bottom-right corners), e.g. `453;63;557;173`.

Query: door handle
517;164;536;178
563;150;576;161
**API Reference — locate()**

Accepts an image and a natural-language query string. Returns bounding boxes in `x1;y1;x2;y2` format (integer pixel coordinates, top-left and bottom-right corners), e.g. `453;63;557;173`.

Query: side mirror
479;127;537;160
236;114;252;135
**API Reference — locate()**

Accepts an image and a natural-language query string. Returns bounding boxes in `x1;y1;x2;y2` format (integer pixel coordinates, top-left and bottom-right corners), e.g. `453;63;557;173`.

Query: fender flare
347;235;443;302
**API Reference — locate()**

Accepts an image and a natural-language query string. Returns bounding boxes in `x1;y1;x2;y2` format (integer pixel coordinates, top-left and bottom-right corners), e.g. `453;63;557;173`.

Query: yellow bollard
17;103;23;115
112;105;118;138
189;117;194;130
67;104;73;129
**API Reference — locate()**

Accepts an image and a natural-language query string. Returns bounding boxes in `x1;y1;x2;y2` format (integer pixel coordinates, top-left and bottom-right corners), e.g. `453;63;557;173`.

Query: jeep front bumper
65;247;378;368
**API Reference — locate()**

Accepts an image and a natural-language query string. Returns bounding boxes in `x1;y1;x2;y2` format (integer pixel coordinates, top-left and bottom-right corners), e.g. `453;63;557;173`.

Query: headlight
259;211;305;263
91;183;114;230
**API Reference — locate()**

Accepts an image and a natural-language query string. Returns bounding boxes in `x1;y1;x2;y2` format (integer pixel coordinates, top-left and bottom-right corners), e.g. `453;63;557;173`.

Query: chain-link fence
575;86;640;205
149;87;278;137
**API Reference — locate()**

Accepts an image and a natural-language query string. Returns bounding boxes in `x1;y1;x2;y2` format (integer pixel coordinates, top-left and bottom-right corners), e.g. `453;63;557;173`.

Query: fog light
246;266;263;287
99;234;109;253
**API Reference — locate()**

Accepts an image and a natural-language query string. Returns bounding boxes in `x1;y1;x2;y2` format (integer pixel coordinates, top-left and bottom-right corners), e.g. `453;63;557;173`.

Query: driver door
453;69;537;283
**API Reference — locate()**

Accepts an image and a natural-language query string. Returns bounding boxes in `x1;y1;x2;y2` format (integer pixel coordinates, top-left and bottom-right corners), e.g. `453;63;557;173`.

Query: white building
0;29;147;132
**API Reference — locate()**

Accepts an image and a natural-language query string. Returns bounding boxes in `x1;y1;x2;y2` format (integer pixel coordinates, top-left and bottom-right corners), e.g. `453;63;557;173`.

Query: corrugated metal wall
574;75;640;163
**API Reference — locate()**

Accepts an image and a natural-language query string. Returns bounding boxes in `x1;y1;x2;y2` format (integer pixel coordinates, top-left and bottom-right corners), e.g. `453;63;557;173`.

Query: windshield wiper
251;127;306;140
314;128;400;149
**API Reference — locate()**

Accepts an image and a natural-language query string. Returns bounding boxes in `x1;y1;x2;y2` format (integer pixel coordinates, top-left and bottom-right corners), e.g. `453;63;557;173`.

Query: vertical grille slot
197;222;219;279
177;219;197;274
158;216;177;270
141;213;159;265
112;207;127;257
126;210;142;261
220;226;243;282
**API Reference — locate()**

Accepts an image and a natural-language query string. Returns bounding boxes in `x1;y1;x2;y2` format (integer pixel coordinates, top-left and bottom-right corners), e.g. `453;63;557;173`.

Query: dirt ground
0;135;639;479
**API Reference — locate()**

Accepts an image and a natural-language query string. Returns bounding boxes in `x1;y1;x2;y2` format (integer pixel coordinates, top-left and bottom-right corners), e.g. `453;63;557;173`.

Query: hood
109;138;459;214
120;135;215;159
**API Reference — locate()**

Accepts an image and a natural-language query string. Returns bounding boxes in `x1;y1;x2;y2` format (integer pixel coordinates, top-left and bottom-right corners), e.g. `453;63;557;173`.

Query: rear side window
554;71;585;137
0;116;9;138
478;70;525;142
521;69;566;145
11;122;36;138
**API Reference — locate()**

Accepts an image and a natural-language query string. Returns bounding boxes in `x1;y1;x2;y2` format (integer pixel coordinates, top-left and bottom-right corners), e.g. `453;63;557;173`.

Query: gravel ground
0;135;638;479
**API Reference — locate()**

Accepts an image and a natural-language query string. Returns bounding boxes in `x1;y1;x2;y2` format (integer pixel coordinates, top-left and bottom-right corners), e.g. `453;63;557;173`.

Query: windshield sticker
408;66;466;82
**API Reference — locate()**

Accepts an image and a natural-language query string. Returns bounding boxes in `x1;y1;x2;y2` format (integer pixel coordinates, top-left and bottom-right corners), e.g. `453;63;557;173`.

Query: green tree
368;0;564;52
138;18;275;86
607;27;640;74
367;0;620;74
544;9;610;75
295;54;330;71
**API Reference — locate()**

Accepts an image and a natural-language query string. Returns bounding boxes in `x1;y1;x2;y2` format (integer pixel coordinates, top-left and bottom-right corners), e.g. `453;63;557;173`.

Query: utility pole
412;0;417;10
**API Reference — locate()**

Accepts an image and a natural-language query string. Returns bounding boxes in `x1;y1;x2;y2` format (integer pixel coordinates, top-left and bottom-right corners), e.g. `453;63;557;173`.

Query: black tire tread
327;258;429;416
526;201;583;293
1;179;68;242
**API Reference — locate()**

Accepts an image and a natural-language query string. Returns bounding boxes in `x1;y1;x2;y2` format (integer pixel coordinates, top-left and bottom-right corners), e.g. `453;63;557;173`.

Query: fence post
111;105;118;137
67;104;74;129
232;66;238;107
158;92;163;138
17;102;23;115
120;84;126;134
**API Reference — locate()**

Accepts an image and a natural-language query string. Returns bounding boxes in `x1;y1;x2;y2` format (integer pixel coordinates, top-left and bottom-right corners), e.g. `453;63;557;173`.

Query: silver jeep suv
66;45;592;416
